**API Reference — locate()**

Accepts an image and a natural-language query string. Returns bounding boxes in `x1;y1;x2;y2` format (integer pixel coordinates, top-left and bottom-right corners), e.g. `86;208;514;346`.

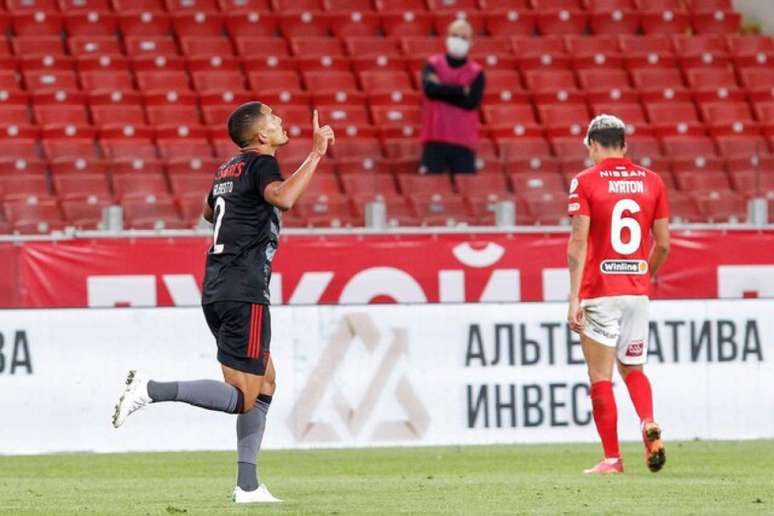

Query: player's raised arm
263;110;335;211
567;214;590;334
649;218;670;276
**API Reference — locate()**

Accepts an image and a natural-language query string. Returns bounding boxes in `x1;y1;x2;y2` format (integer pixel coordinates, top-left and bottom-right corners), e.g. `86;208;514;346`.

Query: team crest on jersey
626;340;645;357
600;259;648;275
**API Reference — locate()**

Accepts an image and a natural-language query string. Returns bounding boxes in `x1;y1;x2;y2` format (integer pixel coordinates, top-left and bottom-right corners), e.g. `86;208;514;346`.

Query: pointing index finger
313;109;319;131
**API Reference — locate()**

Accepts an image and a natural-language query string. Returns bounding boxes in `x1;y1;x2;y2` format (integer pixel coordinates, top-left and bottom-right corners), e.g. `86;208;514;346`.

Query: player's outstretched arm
263;110;335;211
649;218;670;276
567;214;590;334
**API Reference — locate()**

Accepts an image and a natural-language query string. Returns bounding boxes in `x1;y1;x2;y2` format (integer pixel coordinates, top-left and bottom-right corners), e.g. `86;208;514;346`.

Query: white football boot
112;370;152;428
232;484;282;504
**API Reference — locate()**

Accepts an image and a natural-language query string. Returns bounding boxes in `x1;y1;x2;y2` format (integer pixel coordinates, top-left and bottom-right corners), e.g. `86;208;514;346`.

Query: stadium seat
714;135;770;157
89;90;146;126
68;36;122;56
143;91;202;127
118;11;172;36
155;126;212;159
112;0;165;10
49;157;109;176
0;174;50;201
166;0;219;9
691;11;741;34
662;136;717;157
397;175;454;200
729;169;774;197
277;12;331;38
727;35;774;56
0;125;39;160
510;172;565;195
485;9;536;37
171;12;225;38
54;173;112;201
329;11;381;38
691;189;745;223
345;37;402;58
12;11;64;36
701;102;754;125
551;136;588;160
41;125;98;160
640;10;690;35
671;154;725;175
381;12;434;37
23;70;79;92
113;174;170;201
303;71;357;92
64;11;118;36
589;8;641;34
676;171;730;192
3;196;65;234
521;191;570;226
224;11;277;38
189;57;246;92
298;195;358;228
125;36;180;58
454;174;510;204
341;174;400;202
99;124;157;160
497;138;552;162
0;90;32;125
666;190;701;222
524;70;577;93
122;195;186;230
370;105;422;127
536;10;588;36
359;71;413;93
180;37;234;58
410;195;473;227
12;36;66;56
32;91;89;126
538;104;589;136
168;175;213;201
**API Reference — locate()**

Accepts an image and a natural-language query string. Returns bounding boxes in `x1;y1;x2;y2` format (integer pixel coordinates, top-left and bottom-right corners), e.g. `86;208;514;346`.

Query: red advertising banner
1;230;773;308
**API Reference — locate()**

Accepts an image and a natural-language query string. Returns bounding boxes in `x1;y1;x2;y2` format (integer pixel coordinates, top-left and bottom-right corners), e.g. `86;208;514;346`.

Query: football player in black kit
112;103;335;504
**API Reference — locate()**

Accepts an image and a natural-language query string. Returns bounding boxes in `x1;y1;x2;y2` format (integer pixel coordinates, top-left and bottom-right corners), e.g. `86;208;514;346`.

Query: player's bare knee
261;378;276;396
618;362;642;378
242;394;256;412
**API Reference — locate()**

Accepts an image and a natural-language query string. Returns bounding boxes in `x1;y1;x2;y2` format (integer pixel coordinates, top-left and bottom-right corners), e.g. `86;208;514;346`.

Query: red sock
624;370;654;423
590;381;620;459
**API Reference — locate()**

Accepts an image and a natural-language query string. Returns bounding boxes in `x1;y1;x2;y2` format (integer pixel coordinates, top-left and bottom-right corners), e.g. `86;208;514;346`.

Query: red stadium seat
345;37;401;57
715;135;770;157
483;104;538;126
341;174;400;202
166;0;219;9
12;36;66;56
522;191;570;225
144;91;201;126
41;125;98;160
155;125;213;159
110;157;166;175
224;11;277;38
455;174;510;202
68;36;122;56
233;37;289;59
168;175;212;201
303;71;357;92
64;11;118;36
60;197;109;229
316;105;370;126
510;172;565;196
118;11;172;36
112;0;165;9
676;170;730;192
692;11;741;35
397;175;454;198
687;0;732;11
538;104;589;133
290;37;344;57
359;70;413;93
497;137;552;161
49;157;109;175
32;90;89;126
741;68;774;91
400;36;444;58
90;94;146;126
3;197;65;234
375;0;427;10
701;102;754;125
278;12;330;38
273;0;322;10
298;195;358;228
589;9;641;35
329;11;381;38
691;189;745;223
670;154;725;176
0;90;32;125
727;35;774;56
99;124;157;160
536;10;588;36
166;156;222;176
6;0;59;11
410;195;473;227
200;91;254;126
179;37;234;58
524;69;577;93
323;0;375;10
113;174;170;200
189;57;246;93
247;71;302;92
125;36;179;58
172;12;225;38
54;174;112;201
351;55;409;74
381;11;434;37
485;9;536;37
0;125;40;160
123;195;186;230
646;102;698;124
0;174;50;202
12;11;64;36
370;105;421;127
729;169;774;197
662;136;717;157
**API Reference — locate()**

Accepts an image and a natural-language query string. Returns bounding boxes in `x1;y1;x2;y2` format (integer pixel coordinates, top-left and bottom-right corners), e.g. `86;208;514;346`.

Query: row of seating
0;9;745;39
0;180;767;234
0;0;743;14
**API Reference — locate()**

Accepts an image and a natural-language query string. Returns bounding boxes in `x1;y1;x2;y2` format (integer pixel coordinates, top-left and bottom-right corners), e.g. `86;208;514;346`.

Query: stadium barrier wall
0;299;771;455
1;229;774;308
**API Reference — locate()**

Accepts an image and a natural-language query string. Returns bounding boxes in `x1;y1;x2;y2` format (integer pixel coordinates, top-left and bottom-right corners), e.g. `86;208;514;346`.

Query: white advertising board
0;299;771;454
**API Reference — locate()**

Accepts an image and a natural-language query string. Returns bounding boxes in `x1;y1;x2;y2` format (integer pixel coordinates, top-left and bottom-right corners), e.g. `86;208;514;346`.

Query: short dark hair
587;127;626;150
227;101;264;148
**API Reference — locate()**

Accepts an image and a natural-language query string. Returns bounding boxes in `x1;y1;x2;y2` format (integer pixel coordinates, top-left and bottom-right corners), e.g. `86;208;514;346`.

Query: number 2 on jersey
611;199;641;255
212;196;226;254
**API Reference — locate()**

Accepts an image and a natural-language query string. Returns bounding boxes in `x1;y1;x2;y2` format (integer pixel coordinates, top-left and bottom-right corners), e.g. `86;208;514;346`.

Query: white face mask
446;36;470;59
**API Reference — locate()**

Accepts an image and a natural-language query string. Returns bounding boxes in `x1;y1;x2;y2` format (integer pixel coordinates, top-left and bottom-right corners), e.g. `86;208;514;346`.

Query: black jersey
202;151;283;305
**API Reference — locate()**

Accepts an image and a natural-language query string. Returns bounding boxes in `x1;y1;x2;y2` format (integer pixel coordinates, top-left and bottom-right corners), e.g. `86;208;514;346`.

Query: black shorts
202;301;271;376
421;141;476;175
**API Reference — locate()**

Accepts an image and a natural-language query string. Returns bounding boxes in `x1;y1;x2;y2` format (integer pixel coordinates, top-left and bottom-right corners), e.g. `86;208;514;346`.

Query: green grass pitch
1;441;773;515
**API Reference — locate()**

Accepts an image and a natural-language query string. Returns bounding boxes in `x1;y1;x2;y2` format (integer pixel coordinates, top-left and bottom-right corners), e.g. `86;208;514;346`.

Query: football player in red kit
567;114;671;475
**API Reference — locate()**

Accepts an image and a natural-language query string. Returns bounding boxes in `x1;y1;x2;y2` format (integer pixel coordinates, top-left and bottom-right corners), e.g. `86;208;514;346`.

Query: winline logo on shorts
600;260;648;275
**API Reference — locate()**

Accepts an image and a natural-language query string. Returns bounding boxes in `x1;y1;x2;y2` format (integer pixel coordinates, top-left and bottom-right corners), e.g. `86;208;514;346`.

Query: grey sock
236;395;271;491
147;380;177;402
149;379;244;414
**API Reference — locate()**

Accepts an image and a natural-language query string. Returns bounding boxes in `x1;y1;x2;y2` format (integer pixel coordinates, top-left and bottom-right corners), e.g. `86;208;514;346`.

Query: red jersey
568;157;669;299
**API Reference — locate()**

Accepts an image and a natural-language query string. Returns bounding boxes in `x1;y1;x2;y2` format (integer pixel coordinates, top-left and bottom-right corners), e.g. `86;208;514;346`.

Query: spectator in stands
420;19;486;176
